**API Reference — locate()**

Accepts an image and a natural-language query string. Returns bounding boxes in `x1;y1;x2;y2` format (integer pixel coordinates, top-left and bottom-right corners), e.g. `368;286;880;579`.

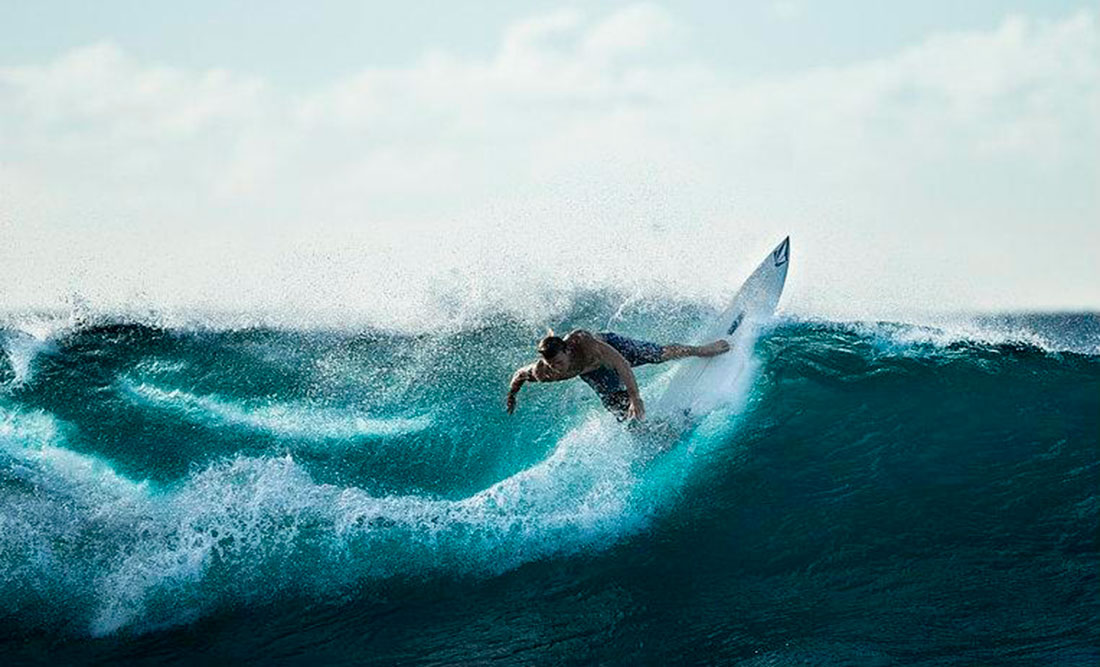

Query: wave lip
1;324;61;386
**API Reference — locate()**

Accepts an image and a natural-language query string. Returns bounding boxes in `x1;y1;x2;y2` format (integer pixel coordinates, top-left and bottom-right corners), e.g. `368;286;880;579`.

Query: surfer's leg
598;330;728;367
659;340;730;361
598;332;664;366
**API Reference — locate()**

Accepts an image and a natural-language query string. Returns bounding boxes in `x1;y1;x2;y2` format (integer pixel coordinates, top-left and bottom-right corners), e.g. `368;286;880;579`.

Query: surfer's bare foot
696;340;730;357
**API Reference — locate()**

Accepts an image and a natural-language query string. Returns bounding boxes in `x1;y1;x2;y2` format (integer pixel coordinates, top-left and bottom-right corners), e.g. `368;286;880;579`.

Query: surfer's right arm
506;363;549;414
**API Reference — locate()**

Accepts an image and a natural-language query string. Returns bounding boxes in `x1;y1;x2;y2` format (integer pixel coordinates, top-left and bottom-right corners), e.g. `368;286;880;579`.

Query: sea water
0;298;1096;664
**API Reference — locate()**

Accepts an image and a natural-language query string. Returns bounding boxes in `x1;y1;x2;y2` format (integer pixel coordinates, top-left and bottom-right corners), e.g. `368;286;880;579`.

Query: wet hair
537;334;567;359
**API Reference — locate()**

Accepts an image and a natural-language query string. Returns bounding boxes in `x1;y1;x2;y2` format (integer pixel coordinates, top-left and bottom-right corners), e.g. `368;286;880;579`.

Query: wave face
0;301;1097;664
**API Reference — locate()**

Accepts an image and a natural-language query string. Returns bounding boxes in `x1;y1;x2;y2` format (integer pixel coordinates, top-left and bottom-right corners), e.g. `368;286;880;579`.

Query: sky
1;1;1097;325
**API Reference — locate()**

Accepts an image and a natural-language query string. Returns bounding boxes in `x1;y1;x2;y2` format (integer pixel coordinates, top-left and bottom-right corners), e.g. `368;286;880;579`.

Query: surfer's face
545;350;571;372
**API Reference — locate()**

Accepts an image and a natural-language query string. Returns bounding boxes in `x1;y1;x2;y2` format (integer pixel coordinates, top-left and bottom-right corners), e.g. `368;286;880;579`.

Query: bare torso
531;330;604;382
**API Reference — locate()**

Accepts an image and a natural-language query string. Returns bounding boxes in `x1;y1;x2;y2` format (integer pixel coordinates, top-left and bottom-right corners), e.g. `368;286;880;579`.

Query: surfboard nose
773;236;790;267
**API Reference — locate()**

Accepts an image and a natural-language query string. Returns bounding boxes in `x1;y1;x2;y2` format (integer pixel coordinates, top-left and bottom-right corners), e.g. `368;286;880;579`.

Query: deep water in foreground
1;301;1097;665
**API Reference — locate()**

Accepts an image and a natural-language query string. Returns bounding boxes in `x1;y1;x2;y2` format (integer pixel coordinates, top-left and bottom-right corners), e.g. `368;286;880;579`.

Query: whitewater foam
0;399;666;637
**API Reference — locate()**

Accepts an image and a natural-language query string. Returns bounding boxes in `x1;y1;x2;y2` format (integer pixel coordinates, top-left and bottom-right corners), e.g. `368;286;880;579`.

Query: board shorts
579;331;664;419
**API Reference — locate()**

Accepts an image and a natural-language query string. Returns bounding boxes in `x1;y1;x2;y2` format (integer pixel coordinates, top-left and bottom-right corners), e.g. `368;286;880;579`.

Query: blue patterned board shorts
579;331;664;417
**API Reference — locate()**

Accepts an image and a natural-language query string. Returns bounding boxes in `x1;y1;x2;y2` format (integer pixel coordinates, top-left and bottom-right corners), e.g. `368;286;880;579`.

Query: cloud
0;6;1096;322
2;42;264;140
582;3;684;59
770;1;805;22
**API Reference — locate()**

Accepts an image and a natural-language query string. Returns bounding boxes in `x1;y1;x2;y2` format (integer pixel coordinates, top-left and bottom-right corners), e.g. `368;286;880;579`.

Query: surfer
506;330;730;421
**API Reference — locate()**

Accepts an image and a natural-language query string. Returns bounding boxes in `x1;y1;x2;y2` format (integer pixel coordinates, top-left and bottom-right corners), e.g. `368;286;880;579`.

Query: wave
0;305;1096;643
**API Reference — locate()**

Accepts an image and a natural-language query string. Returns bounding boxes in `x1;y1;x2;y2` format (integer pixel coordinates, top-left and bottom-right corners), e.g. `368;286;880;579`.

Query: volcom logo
773;238;790;267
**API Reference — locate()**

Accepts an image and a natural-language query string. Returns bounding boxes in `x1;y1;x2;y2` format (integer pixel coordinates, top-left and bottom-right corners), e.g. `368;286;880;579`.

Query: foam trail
118;379;434;441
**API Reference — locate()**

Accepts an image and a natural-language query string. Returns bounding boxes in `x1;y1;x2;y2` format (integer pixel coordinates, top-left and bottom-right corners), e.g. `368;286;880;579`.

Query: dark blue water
1;301;1097;665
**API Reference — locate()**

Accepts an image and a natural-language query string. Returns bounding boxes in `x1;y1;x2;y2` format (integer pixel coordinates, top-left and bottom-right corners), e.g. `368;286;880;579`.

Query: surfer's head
537;332;569;370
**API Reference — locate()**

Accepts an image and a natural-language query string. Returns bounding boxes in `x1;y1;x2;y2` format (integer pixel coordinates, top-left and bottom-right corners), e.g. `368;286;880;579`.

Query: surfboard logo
773;238;790;267
726;312;744;336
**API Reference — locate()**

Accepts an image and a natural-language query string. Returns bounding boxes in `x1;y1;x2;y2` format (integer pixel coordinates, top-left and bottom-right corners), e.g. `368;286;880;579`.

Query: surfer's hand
506;394;517;414
626;397;645;421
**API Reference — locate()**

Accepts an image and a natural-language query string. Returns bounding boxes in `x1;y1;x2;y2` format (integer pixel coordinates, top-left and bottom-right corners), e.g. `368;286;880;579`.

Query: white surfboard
654;237;790;423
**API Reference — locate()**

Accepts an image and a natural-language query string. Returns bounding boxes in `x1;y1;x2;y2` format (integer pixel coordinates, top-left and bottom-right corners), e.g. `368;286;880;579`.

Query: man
506;329;730;421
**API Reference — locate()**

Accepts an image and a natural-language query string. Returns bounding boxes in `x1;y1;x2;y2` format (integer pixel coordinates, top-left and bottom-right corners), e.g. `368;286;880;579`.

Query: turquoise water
1;298;1097;664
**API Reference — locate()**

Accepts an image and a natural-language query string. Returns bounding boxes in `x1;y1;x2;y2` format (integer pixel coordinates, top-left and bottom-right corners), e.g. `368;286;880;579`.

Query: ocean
1;297;1097;665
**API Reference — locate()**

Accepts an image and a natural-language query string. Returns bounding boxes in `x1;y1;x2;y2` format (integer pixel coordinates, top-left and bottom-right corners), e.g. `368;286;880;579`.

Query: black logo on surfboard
726;312;744;336
773;237;790;267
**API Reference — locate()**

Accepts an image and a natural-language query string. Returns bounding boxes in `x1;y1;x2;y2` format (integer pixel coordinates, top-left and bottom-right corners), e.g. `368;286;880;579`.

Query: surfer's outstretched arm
506;364;543;414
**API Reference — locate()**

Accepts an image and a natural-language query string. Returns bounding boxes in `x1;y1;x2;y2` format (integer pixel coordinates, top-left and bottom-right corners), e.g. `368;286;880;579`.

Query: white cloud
582;3;683;59
0;6;1096;324
770;1;805;22
3;42;264;138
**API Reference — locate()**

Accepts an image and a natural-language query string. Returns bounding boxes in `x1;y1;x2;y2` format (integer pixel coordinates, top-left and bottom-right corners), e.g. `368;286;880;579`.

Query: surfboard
654;236;790;423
